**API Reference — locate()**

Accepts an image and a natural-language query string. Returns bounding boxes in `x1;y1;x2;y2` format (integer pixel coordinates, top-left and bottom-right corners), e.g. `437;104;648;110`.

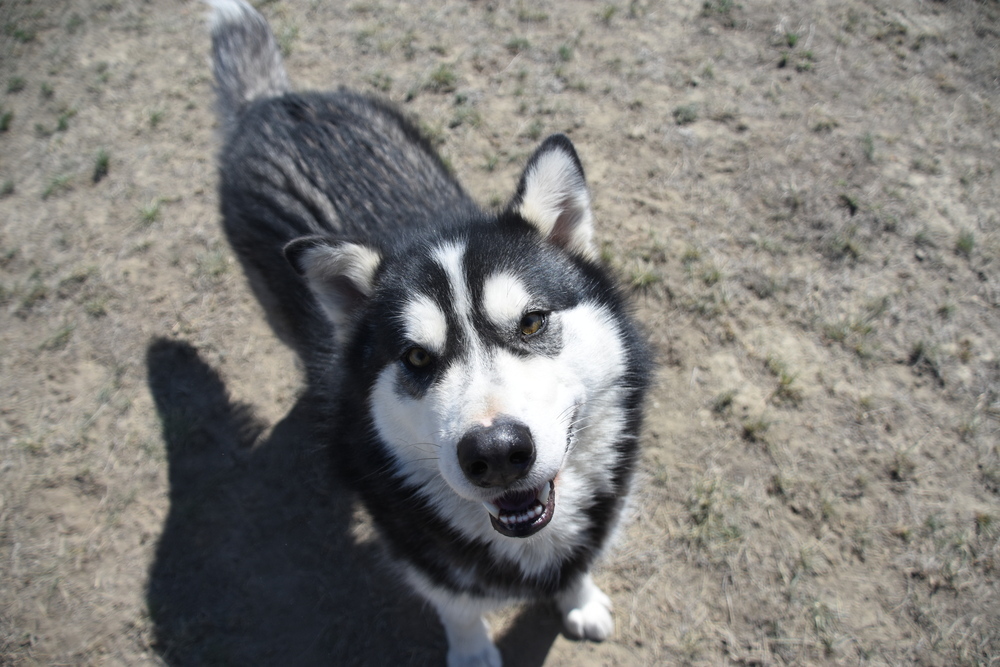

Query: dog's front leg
431;598;502;667
555;572;614;641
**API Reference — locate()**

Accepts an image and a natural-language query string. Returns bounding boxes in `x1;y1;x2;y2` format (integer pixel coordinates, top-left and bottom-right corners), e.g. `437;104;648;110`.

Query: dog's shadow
146;338;561;666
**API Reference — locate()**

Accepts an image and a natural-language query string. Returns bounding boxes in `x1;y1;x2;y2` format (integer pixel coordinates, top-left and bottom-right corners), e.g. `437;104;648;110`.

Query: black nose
457;420;535;488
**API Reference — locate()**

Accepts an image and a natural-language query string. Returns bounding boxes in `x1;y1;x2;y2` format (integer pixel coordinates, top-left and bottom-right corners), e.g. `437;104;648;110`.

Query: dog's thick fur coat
207;2;651;664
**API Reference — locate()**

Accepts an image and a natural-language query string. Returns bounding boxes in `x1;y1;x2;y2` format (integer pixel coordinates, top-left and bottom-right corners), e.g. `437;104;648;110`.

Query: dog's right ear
284;236;382;343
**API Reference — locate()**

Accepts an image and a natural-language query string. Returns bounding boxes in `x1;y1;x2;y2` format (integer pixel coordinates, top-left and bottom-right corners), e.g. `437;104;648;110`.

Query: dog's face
287;136;631;539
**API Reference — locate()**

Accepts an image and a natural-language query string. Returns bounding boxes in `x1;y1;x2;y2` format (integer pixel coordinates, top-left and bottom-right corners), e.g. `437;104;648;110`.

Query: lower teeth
499;503;542;525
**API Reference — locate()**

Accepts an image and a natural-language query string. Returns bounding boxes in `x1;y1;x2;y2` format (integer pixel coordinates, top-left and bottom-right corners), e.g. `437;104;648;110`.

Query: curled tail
207;0;290;130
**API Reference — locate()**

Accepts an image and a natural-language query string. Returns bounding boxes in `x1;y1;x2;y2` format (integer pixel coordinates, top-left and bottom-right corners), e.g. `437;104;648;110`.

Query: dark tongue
495;488;537;512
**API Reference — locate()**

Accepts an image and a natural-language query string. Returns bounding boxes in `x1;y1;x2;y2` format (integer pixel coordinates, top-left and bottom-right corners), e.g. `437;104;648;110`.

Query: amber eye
519;311;547;337
404;347;433;369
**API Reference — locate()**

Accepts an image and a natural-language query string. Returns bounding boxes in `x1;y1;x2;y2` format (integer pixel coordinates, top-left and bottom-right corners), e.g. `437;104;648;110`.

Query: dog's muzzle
457;419;556;538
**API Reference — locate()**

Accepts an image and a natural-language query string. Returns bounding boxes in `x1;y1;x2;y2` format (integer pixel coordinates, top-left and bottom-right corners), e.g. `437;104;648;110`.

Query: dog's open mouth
482;480;555;538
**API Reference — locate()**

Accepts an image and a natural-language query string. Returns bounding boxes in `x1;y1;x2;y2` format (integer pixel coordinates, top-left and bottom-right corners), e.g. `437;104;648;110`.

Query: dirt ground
1;0;999;665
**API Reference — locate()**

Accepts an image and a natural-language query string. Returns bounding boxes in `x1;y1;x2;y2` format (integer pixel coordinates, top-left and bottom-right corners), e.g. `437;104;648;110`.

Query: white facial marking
482;272;532;329
432;242;473;334
402;295;448;355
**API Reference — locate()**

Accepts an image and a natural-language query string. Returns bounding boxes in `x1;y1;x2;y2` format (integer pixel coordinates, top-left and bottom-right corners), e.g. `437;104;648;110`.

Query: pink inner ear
548;195;585;250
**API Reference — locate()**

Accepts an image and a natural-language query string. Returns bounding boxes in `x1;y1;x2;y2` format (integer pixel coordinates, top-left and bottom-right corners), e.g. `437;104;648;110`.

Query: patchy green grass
92;149;110;183
42;174;73;200
39;323;75;351
427;63;457;93
955;228;975;257
673;103;699;125
139;199;161;226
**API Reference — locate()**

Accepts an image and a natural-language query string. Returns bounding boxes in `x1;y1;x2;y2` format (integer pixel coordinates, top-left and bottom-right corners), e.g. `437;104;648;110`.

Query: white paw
562;592;614;641
447;642;503;667
557;575;615;641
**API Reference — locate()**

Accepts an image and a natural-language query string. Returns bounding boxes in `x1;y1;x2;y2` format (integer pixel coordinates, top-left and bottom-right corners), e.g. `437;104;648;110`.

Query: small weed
56;108;77;132
629;267;660;291
277;24;298;57
419;121;445;147
742;417;770;443
890;524;912;542
956;338;972;363
785;32;799;48
812;117;838;132
599;5;618;24
907;340;943;385
681;245;702;264
838;193;859;216
7;76;26;93
19;280;47;312
955;229;975;257
149;108;165;128
712;390;735;414
0;110;11;132
427;63;457;93
40;81;54;99
523;119;544;140
957;413;979;442
42;174;73;200
768;358;802;405
701;0;736;25
139;199;161;226
701;264;722;286
506;37;530;54
196;249;231;281
860;132;875;161
84;296;108;317
889;448;916;483
673;103;698;125
518;5;549;22
5;23;36;43
558;44;574;62
1;180;13;197
483;153;499;172
92;149;110;183
39;323;75;351
686;476;742;548
826;225;863;260
66;13;84;33
367;71;392;93
911;156;941;175
974;512;997;539
448;107;481;129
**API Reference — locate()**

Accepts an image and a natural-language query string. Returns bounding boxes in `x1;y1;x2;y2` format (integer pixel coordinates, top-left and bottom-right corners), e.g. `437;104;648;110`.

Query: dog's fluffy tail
207;0;290;130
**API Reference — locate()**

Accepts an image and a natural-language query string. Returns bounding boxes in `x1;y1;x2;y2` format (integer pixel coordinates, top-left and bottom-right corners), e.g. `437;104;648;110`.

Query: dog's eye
519;311;547;337
403;346;433;370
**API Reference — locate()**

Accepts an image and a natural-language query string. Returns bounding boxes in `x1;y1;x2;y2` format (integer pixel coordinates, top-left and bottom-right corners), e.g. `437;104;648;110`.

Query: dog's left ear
284;236;382;345
509;134;598;261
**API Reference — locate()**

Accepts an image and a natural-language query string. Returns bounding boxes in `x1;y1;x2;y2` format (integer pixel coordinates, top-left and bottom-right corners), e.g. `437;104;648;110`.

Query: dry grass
1;0;998;665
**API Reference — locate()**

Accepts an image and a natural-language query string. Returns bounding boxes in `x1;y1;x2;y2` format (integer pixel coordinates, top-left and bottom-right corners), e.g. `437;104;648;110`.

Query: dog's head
286;135;637;539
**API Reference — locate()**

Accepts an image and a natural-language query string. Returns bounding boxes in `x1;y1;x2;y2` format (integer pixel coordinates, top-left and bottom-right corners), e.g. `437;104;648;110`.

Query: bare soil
2;0;999;665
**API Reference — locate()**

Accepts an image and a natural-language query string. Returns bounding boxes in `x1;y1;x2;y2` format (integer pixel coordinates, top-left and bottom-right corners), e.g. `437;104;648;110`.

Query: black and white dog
207;2;651;664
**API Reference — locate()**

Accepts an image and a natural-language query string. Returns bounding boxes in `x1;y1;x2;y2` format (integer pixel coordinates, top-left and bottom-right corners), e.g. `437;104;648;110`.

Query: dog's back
208;0;478;362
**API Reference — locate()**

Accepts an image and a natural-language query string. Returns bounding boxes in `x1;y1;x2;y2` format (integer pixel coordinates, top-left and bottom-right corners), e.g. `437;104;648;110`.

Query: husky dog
207;1;651;664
